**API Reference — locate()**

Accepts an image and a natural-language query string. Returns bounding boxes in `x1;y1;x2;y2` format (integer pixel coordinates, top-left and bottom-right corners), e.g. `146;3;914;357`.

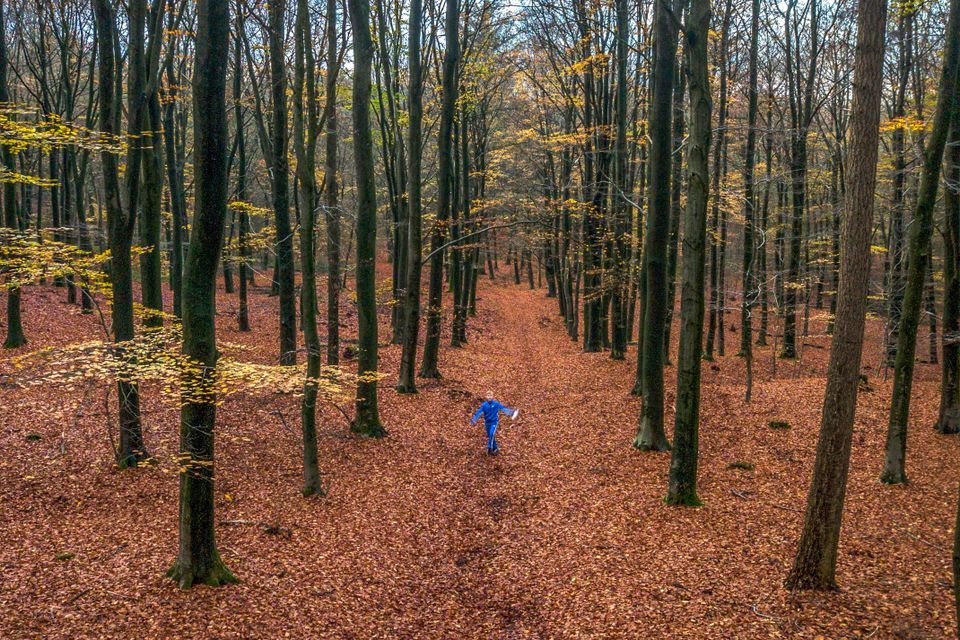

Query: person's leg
488;422;499;453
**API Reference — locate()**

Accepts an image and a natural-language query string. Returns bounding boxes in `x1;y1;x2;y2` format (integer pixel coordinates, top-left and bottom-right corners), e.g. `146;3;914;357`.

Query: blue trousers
486;421;499;452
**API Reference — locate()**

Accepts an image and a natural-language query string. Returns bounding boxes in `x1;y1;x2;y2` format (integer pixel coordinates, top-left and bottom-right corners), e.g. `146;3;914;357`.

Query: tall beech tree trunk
139;0;166;328
633;0;679;452
419;0;459;379
881;0;960;484
324;0;341;365
269;0;297;366
347;0;386;437
167;0;236;588
293;0;323;494
609;0;630;361
164;0;186;319
939;90;960;434
0;0;25;349
784;0;886;589
666;0;711;504
93;0;149;468
739;0;759;363
396;0;424;393
233;15;250;332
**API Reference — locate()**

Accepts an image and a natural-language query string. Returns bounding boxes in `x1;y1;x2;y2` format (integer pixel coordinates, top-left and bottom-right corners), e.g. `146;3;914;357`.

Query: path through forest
1;279;956;638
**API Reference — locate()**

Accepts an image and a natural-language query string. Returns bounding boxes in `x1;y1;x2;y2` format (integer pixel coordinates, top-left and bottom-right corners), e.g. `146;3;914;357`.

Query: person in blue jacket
470;391;518;455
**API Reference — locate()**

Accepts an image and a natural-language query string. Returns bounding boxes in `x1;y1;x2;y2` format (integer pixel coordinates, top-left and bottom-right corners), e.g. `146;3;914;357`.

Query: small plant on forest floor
727;461;755;471
55;552;75;561
769;420;791;430
25;433;42;441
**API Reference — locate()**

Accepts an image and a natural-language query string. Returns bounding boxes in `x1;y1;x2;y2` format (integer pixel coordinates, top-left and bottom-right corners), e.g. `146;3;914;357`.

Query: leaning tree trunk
938;87;960;434
166;0;237;589
633;0;680;452
666;0;711;505
881;0;960;484
784;0;887;590
347;0;386;437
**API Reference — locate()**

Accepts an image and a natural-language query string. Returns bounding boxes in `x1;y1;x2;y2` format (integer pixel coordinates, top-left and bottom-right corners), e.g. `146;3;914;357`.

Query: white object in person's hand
511;409;519;421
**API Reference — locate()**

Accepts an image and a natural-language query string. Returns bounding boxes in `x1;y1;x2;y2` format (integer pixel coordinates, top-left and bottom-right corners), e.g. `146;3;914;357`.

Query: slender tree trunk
633;0;680;452
666;0;711;504
419;0;459;379
347;0;386;437
397;0;424;393
739;0;759;362
293;0;323;493
938;90;960;434
882;0;960;484
93;0;149;467
269;0;297;365
0;0;25;349
164;0;186;319
324;0;341;365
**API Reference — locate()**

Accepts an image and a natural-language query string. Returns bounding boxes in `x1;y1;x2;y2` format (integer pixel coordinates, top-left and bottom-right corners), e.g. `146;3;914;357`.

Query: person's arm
496;402;517;417
471;406;483;424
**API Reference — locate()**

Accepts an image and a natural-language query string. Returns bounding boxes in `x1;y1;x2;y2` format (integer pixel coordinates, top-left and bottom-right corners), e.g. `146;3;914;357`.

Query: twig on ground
750;604;777;622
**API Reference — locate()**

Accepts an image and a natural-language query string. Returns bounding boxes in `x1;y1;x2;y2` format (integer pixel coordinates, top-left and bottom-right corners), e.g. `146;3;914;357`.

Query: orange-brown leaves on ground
0;275;954;638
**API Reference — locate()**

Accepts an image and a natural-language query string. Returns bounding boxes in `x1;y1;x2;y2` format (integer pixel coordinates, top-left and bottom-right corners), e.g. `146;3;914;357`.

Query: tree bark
881;0;960;484
784;0;887;590
666;0;711;504
347;0;386;437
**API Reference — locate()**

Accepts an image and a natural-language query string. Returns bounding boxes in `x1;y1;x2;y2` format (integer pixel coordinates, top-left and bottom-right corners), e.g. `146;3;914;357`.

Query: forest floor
0;272;957;639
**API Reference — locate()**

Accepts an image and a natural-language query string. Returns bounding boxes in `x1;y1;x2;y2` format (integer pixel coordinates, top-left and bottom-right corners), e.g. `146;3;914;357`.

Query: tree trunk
397;0;425;393
419;0;459;379
938;88;960;434
167;0;236;588
347;0;387;437
269;0;297;366
324;0;341;365
784;0;886;589
666;0;711;504
881;0;960;484
633;0;680;452
0;0;25;349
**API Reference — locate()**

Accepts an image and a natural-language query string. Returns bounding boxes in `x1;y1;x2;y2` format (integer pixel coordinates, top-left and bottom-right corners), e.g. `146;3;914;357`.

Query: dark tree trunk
347;0;386;437
397;0;424;393
739;0;760;367
633;0;680;452
0;0;25;349
93;0;149;467
167;0;236;588
882;0;960;484
324;0;341;365
938;90;960;434
666;0;711;505
419;0;459;379
269;0;297;365
293;0;323;493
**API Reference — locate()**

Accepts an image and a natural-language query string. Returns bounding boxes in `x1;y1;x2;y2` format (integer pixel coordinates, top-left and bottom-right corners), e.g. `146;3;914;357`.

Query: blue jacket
471;400;516;427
